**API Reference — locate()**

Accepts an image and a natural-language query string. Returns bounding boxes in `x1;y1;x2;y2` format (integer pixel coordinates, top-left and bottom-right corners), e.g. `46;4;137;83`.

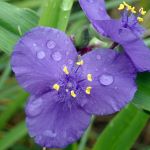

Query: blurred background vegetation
0;0;150;150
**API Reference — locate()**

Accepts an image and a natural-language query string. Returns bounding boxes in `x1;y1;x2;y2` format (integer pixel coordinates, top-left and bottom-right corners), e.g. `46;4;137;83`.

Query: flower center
52;59;93;99
118;1;146;35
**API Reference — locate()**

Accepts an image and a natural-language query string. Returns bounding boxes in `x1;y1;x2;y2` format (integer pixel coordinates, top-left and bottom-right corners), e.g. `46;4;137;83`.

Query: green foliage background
0;0;150;150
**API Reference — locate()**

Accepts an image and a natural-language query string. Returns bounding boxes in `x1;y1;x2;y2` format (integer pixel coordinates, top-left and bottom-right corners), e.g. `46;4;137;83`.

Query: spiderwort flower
79;0;150;72
11;27;137;148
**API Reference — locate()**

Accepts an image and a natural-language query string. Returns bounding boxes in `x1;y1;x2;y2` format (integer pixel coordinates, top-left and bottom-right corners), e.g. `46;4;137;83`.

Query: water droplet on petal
96;54;101;60
51;51;62;61
37;51;45;59
99;74;114;86
44;130;57;138
33;43;37;47
47;40;56;49
27;98;43;117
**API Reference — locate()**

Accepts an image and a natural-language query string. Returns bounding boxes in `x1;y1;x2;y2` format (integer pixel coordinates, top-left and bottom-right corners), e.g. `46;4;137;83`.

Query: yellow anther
76;60;84;66
139;8;146;16
53;84;60;91
87;74;93;82
137;17;144;23
123;1;132;10
131;7;136;14
85;86;92;95
71;90;76;98
118;4;125;10
63;66;69;75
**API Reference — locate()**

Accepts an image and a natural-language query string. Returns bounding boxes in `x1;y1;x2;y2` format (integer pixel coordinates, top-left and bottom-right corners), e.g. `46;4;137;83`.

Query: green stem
78;116;95;150
56;0;74;31
39;0;62;27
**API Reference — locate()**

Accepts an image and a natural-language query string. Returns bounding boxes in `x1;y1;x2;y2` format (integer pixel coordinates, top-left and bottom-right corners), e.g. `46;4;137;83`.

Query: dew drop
44;130;57;138
99;74;114;86
51;51;62;61
37;51;45;59
47;40;56;49
96;54;101;60
33;43;37;47
27;98;43;117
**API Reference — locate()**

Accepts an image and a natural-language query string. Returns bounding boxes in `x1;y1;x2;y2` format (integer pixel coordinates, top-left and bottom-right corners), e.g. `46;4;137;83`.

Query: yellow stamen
63;66;69;75
118;4;125;10
76;60;84;66
53;84;60;91
131;7;136;14
123;1;132;10
71;90;76;98
139;8;146;16
85;86;92;95
137;17;144;23
87;74;93;82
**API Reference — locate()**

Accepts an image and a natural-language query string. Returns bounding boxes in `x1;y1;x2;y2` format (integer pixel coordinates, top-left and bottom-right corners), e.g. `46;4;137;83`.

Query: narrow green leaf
0;63;11;90
92;104;149;150
56;0;74;31
12;0;42;9
133;73;150;112
0;26;19;54
0;2;39;54
39;0;73;31
39;0;62;27
78;116;95;150
0;92;28;129
0;121;27;150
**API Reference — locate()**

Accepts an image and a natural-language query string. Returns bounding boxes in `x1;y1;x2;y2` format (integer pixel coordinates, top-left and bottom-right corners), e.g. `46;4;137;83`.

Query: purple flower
79;0;150;72
11;27;137;148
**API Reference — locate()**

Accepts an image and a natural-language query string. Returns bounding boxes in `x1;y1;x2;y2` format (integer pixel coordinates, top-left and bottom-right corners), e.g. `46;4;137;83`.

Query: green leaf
0;63;11;90
39;0;62;27
78;116;95;150
56;0;74;31
0;2;39;54
0;92;28;129
0;121;27;150
133;73;150;112
39;0;74;31
92;104;149;150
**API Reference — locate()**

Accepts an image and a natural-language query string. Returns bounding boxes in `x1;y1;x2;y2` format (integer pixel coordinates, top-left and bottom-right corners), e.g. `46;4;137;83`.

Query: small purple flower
79;0;150;72
11;27;137;148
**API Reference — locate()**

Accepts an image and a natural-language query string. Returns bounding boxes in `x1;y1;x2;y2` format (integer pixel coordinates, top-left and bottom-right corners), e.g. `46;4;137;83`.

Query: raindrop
47;40;56;49
99;74;114;86
37;51;45;59
33;43;37;47
44;130;57;138
51;51;62;61
26;98;43;117
96;54;101;60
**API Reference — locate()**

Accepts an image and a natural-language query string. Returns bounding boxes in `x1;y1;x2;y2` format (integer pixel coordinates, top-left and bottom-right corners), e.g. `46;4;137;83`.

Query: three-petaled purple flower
11;27;137;148
79;0;150;72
